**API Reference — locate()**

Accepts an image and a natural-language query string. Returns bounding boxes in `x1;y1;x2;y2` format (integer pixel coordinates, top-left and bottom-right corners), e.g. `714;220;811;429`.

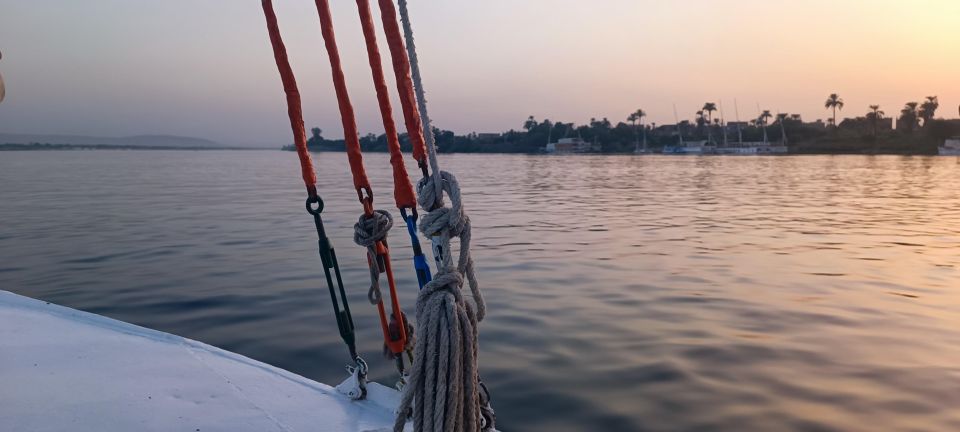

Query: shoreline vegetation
287;95;960;155
0;143;264;151
5;96;957;155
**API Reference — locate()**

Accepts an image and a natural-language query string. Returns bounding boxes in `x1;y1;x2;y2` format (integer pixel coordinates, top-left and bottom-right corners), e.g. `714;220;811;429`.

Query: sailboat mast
778;111;787;145
673;104;684;146
757;103;768;145
719;100;728;148
734;99;743;146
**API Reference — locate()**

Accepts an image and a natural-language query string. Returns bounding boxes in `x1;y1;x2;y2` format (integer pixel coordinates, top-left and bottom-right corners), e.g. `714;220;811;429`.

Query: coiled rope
390;1;494;430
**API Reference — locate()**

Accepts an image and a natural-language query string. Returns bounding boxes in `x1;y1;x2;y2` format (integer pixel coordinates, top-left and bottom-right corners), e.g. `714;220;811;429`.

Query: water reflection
1;152;959;431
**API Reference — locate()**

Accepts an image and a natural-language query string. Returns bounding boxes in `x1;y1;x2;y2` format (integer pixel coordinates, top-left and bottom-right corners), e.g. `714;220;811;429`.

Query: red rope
261;0;317;197
314;0;371;202
377;0;428;167
314;0;408;357
356;0;417;210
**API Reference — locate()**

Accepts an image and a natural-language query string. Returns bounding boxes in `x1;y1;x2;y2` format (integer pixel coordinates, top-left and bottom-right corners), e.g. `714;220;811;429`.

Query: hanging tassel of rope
387;1;495;430
259;0;367;399
313;0;410;383
354;0;431;297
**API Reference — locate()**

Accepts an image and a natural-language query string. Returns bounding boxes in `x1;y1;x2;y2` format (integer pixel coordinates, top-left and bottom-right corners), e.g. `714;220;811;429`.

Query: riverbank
0;143;269;151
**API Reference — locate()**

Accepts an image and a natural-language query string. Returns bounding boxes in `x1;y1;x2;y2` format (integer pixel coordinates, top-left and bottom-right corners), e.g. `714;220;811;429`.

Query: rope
261;0;367;399
0;50;6;104
372;0;433;291
352;209;393;305
393;1;493;430
314;0;410;365
260;0;317;197
356;0;417;210
313;0;370;196
396;0;442;203
377;0;428;169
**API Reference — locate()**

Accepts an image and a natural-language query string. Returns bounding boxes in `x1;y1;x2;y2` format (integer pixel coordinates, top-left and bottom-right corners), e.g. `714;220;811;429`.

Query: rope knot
353;209;393;304
353;209;393;247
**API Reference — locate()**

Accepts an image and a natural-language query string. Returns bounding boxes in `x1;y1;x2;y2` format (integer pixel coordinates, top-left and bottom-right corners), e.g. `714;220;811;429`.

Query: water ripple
2;152;959;431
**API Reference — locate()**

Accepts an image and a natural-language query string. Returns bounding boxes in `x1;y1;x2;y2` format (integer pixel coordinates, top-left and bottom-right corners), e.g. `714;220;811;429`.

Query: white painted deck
0;290;407;432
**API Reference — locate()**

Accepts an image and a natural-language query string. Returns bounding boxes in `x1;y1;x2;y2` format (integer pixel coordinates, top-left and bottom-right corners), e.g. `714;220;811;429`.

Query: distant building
474;132;502;141
654;124;679;136
545;137;593;154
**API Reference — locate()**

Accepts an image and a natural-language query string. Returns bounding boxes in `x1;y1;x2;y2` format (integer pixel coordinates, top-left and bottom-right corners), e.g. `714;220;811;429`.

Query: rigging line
394;1;494;430
396;0;443;206
374;0;434;289
356;0;417;211
313;0;409;363
313;0;370;202
260;0;366;398
260;0;316;197
376;0;429;173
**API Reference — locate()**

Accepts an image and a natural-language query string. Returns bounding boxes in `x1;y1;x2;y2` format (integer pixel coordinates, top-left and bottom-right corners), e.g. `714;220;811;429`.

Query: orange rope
314;0;407;356
377;0;428;169
313;0;371;204
356;0;417;210
260;0;317;197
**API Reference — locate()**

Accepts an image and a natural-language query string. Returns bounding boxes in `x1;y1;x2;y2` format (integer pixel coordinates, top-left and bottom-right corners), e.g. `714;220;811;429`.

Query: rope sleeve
314;0;371;195
377;0;428;166
356;0;417;210
261;0;317;196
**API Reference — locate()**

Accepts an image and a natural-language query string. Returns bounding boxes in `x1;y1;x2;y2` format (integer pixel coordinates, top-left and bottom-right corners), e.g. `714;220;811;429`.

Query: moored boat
545;137;596;154
939;138;960;156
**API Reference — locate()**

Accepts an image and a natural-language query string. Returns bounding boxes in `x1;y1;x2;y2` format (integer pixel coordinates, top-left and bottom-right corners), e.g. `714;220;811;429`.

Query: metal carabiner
400;206;432;289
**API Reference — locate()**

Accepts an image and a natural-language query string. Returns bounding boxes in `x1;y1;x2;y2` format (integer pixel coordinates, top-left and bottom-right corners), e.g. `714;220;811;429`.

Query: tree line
290;94;960;155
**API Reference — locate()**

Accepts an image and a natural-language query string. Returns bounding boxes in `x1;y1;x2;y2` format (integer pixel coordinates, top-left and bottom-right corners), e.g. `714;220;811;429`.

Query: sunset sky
0;0;957;145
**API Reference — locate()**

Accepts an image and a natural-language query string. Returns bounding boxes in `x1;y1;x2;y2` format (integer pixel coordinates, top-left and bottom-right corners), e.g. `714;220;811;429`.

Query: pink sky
0;0;957;145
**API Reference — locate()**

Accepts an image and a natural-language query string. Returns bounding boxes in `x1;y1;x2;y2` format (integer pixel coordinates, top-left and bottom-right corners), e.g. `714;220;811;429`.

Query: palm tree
758;110;772;143
776;113;788;145
919;96;939;127
824;93;844;128
634;109;647;151
702;103;717;123
867;105;885;137
523;115;538;132
627;110;643;151
899;102;919;133
702;102;717;144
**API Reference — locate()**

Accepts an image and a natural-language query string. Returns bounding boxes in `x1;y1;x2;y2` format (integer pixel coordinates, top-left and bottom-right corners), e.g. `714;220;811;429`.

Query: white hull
0;290;410;432
940;139;960;155
717;145;788;155
663;144;787;155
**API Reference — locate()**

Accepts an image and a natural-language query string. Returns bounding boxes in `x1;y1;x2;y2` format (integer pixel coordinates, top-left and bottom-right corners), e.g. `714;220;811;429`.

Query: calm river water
2;151;959;431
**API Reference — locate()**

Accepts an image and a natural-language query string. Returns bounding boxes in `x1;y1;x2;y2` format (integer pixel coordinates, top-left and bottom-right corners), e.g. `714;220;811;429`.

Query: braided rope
394;2;492;430
0;50;6;104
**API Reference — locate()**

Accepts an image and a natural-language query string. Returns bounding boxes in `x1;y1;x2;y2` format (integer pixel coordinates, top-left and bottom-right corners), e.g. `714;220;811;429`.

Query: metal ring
399;206;418;221
305;195;324;215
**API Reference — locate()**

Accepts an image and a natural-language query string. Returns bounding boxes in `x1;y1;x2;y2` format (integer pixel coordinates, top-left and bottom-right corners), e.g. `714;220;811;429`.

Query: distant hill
0;133;222;148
